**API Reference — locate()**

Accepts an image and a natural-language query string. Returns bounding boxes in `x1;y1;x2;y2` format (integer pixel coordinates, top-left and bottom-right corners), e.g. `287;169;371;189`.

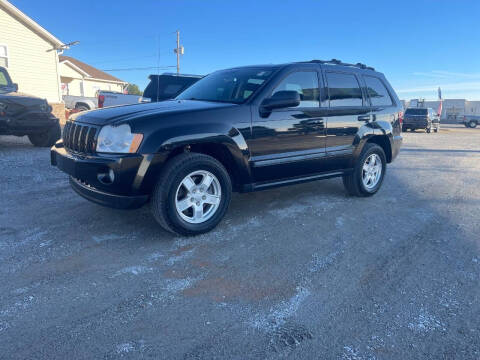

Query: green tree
126;84;143;95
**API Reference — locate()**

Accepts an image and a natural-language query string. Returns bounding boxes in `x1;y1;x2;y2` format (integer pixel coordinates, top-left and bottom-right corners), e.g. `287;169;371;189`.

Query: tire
151;152;232;236
28;122;61;147
468;120;477;128
75;105;89;112
410;128;415;132
426;127;431;133
434;127;438;133
342;143;387;197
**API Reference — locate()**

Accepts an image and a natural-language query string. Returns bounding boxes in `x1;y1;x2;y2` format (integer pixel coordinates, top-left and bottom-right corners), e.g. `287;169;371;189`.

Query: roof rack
301;59;375;71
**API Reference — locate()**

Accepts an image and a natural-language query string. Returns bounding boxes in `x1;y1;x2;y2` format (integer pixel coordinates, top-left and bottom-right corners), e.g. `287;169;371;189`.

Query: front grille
63;121;98;154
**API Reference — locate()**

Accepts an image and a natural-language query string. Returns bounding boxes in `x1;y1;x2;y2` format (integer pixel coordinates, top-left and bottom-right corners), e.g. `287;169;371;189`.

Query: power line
101;66;176;72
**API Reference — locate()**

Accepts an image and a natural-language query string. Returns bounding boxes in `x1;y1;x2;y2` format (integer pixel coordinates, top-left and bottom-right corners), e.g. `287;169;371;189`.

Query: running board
242;170;350;192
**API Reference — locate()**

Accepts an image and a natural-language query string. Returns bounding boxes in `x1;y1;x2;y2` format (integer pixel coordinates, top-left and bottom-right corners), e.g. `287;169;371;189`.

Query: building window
0;45;8;67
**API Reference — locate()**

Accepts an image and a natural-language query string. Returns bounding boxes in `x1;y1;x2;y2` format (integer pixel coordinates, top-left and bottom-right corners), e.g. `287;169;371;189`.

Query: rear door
249;69;327;182
323;70;369;169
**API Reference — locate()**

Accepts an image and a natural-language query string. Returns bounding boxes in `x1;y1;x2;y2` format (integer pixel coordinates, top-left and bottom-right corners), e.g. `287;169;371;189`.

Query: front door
248;70;327;182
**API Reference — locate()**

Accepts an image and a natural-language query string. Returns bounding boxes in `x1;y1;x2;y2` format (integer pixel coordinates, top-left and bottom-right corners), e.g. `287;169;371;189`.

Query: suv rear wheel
28;123;61;147
151;152;232;236
468;120;477;128
343;143;386;197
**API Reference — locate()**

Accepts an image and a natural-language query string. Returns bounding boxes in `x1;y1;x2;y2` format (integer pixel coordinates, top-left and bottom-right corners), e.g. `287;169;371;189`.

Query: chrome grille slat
63;121;98;155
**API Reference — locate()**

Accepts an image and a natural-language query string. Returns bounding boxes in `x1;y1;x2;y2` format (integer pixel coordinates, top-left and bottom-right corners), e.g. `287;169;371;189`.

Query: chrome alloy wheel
175;170;221;224
362;154;382;190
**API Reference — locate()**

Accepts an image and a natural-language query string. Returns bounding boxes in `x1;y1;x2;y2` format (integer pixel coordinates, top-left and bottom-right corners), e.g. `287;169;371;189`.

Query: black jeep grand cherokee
51;59;402;235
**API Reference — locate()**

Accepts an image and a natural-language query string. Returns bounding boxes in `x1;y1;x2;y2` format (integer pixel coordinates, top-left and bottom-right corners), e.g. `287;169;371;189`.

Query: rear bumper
50;143;160;209
391;135;402;161
403;119;428;129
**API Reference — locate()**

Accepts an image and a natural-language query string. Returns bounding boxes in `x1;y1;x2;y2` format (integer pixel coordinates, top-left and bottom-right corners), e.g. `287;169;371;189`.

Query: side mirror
12;83;18;92
260;90;300;114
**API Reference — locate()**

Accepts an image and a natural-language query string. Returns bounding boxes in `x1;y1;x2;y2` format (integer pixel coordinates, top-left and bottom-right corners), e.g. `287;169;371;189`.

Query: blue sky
11;0;480;100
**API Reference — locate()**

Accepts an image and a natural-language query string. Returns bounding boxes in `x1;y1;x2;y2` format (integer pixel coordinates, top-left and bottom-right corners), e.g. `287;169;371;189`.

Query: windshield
405;108;427;115
0;68;12;93
176;67;276;104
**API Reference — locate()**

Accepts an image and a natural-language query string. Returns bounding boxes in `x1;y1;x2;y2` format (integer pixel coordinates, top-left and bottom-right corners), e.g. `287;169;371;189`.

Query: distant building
402;98;480;121
59;56;127;98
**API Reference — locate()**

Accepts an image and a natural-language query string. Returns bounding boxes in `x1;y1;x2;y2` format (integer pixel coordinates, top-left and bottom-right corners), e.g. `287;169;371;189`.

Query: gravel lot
1;124;479;359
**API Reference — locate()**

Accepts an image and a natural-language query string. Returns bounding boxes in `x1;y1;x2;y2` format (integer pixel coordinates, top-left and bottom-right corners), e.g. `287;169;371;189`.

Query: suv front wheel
151;152;232;236
343;143;386;197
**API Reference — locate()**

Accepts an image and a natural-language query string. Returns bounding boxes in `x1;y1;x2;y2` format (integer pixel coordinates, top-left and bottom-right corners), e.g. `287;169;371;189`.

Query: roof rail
301;59;375;71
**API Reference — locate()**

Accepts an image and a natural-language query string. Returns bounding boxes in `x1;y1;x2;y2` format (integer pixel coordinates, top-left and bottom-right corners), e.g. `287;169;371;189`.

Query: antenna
47;40;79;52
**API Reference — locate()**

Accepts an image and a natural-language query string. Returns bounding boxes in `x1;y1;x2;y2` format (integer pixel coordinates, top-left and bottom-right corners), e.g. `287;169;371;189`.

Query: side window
0;45;8;67
271;71;319;108
364;76;393;106
326;72;363;107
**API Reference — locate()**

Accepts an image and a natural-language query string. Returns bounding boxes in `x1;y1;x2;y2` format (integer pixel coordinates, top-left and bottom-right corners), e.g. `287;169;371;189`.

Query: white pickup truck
97;91;148;108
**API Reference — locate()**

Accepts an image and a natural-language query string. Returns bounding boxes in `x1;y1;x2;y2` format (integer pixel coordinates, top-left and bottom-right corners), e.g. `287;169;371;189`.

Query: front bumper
51;143;157;209
70;177;148;209
0;113;58;135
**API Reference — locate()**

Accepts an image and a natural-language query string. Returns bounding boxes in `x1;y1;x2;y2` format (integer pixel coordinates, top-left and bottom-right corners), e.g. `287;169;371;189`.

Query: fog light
108;169;115;182
97;169;115;184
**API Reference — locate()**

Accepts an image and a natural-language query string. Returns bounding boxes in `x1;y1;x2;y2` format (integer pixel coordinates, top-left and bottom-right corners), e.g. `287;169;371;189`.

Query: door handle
358;115;370;122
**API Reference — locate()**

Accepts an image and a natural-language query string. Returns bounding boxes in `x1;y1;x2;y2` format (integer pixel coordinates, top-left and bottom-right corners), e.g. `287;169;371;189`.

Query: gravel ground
0;124;479;359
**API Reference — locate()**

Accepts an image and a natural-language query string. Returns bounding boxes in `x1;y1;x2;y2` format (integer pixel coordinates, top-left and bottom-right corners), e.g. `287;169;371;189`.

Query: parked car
0;66;60;147
63;95;97;112
51;59;403;235
143;73;202;102
95;74;202;109
460;115;480;128
402;107;439;133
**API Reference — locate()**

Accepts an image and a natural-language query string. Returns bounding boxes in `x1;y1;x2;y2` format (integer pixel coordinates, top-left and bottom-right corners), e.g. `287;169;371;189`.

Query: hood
0;91;47;107
71;99;236;126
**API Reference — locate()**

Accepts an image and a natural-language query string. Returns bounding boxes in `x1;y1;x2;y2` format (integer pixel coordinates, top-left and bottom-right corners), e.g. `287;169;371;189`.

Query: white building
0;0;63;107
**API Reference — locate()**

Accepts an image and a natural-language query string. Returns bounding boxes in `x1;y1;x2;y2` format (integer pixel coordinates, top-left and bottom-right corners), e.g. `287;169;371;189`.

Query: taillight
399;111;403;126
98;95;105;108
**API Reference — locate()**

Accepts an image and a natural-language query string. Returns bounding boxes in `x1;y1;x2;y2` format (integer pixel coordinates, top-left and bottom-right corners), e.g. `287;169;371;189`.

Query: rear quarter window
363;76;393;107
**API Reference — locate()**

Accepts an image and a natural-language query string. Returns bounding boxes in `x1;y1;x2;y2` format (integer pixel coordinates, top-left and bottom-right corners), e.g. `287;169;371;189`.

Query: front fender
141;122;253;186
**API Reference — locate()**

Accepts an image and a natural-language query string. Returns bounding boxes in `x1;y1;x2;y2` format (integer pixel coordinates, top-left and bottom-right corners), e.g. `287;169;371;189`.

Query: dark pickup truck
51;59;403;235
0;66;61;146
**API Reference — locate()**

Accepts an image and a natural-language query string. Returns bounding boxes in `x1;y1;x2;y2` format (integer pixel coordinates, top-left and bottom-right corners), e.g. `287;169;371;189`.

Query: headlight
96;124;143;153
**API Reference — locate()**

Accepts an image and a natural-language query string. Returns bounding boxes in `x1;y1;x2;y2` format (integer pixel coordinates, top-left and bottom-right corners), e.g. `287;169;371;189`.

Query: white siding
65;78;124;97
0;7;61;102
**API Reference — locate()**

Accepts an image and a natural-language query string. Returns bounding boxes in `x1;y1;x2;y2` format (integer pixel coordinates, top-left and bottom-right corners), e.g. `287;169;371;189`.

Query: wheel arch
366;135;392;163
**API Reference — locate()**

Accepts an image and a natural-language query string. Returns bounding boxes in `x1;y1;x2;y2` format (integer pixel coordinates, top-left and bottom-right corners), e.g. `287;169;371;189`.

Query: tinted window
0;71;7;86
177;68;275;104
326;72;363;107
144;75;200;102
364;76;392;106
405;108;427;115
271;71;319;107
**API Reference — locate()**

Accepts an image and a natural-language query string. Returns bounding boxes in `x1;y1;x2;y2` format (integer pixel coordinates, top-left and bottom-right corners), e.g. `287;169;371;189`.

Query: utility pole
173;30;184;74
